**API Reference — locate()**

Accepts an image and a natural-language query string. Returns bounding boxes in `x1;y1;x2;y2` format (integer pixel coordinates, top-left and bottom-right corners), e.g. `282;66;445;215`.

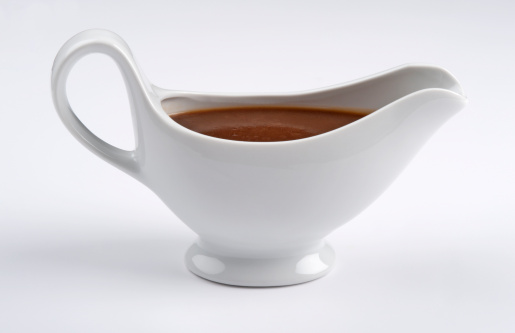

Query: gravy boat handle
51;29;150;175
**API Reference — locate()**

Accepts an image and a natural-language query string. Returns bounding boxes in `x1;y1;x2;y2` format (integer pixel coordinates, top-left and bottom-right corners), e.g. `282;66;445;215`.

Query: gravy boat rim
153;63;467;146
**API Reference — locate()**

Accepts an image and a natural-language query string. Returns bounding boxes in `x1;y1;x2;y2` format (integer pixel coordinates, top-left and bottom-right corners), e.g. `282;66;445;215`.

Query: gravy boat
52;30;467;286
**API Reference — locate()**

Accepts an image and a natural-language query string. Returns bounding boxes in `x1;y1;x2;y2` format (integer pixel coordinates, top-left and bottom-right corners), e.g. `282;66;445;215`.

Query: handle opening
66;54;135;151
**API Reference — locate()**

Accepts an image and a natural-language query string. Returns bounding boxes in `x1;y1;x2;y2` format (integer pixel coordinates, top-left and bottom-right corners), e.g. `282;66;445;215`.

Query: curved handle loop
51;29;150;175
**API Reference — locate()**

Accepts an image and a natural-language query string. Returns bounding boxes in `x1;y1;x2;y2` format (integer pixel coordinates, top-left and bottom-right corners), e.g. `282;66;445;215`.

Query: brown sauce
170;106;370;142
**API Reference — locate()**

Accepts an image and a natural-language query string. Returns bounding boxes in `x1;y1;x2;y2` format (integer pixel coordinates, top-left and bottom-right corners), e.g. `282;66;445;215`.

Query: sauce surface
170;106;369;142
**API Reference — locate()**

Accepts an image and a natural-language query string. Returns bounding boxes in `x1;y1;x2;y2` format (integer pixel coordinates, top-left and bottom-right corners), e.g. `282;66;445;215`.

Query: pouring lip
151;64;467;147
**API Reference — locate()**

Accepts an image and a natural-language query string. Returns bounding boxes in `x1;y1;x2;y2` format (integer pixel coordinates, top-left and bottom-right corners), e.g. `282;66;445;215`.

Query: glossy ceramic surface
51;29;467;286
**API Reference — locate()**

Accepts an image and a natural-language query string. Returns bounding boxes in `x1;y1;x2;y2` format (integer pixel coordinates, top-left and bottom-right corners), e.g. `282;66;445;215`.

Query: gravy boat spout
52;29;467;286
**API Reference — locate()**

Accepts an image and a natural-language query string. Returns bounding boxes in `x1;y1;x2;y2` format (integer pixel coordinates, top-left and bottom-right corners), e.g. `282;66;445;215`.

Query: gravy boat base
186;240;335;286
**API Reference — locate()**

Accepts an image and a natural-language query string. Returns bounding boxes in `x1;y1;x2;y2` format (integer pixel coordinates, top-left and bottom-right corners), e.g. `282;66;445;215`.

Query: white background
1;0;514;332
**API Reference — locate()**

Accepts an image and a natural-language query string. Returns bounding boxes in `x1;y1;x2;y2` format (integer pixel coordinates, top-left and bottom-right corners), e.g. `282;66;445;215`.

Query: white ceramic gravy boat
52;30;467;286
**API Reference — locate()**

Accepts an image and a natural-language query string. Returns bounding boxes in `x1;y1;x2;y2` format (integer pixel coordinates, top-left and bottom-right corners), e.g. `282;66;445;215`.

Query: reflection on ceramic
51;29;467;287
